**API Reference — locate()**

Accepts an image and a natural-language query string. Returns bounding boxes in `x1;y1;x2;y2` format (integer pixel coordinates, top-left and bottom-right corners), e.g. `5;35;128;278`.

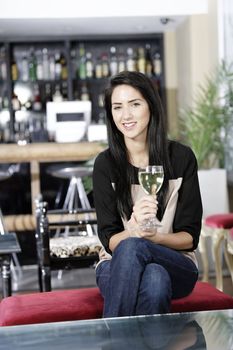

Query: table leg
30;160;40;214
1;255;12;298
198;231;209;282
212;229;225;291
224;239;233;286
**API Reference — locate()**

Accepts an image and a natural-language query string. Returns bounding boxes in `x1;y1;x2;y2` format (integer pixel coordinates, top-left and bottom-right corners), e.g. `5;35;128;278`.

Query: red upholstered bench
0;282;233;326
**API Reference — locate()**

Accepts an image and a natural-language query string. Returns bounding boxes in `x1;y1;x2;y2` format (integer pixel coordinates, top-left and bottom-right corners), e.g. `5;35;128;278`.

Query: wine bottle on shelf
45;83;52;100
0;48;7;80
118;50;125;73
21;55;29;81
126;47;136;72
2;89;9;110
29;49;37;81
101;53;109;78
52;84;63;102
32;84;42;112
61;81;68;101
70;48;77;78
86;52;94;78
95;57;102;79
36;50;43;80
11;57;18;81
15;120;30;145
145;44;153;77
79;44;86;80
137;47;146;74
80;82;90;101
60;53;68;80
109;46;118;76
98;93;104;108
44;82;52;109
55;52;62;80
42;48;50;80
49;54;55;80
153;52;162;77
12;92;21;111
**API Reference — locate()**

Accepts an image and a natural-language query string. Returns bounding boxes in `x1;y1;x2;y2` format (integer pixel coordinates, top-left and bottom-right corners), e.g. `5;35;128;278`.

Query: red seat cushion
0;287;104;326
171;281;233;313
205;213;233;228
0;282;233;326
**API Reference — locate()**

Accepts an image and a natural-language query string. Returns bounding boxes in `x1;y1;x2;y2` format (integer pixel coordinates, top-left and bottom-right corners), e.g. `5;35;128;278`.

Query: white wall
167;0;220;115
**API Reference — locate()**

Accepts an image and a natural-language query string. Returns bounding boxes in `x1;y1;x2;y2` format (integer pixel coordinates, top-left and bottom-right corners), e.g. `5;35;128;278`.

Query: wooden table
0;142;105;231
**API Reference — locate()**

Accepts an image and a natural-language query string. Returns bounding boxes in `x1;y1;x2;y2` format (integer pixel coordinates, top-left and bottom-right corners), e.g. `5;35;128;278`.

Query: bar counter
0;142;105;232
0;142;105;163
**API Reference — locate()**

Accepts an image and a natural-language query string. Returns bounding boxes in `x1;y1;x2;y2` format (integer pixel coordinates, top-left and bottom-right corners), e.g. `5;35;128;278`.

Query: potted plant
179;61;233;170
178;62;233;283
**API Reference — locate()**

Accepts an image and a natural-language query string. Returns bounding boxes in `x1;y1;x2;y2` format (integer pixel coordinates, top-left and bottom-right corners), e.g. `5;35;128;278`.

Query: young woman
93;71;202;318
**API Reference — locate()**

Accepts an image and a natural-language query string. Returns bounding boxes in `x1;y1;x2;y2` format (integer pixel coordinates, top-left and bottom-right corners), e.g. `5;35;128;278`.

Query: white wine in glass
138;165;164;230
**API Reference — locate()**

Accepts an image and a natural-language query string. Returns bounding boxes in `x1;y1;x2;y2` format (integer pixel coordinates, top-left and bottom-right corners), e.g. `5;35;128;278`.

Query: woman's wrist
127;214;141;237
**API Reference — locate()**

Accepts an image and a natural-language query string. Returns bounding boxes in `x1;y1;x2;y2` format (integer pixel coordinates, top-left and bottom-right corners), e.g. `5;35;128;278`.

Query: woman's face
111;84;150;143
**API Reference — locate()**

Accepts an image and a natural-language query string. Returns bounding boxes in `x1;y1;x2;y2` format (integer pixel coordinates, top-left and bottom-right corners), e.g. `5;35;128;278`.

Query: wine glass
138;165;164;231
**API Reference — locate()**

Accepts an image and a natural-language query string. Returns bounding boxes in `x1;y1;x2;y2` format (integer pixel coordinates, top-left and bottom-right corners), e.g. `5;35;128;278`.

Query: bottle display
0;35;164;143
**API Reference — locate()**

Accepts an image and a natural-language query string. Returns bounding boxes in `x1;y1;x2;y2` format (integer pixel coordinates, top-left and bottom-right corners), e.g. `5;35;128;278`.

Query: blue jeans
96;237;198;317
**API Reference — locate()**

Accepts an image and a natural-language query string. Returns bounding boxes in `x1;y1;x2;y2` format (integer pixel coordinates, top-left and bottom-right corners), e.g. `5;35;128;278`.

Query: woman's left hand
127;213;158;239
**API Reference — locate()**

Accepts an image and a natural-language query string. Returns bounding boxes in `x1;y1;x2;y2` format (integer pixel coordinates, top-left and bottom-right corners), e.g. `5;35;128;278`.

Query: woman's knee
141;264;172;305
96;260;111;283
114;237;145;257
95;260;111;298
137;264;172;314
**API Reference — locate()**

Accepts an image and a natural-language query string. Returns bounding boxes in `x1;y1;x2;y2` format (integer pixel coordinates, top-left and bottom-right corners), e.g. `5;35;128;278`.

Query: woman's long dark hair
104;71;172;220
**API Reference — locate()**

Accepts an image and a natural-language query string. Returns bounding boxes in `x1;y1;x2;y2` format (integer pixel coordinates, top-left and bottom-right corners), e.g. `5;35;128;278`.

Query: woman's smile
122;121;137;130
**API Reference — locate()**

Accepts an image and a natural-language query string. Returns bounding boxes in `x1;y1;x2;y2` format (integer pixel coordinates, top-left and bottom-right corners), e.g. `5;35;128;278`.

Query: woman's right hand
132;195;158;227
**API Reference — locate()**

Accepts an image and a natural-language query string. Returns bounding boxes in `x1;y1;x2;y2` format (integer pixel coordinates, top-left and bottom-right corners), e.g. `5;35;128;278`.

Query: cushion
1;282;233;326
0;287;104;326
171;281;233;313
50;236;102;258
205;213;233;229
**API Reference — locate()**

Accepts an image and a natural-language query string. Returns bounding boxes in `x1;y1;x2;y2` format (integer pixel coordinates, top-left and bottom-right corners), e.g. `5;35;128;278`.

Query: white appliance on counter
87;124;107;142
46;101;92;142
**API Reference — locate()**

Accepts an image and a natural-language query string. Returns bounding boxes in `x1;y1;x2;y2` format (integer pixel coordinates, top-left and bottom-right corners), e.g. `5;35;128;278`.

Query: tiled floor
0;264;232;300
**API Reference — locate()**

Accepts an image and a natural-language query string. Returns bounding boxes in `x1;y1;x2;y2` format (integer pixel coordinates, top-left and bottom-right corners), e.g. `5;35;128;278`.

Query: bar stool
0;164;23;285
200;213;233;291
198;169;233;291
46;164;96;237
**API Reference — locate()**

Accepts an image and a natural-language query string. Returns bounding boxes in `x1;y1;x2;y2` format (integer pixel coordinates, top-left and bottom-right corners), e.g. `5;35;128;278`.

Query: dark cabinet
0;34;165;143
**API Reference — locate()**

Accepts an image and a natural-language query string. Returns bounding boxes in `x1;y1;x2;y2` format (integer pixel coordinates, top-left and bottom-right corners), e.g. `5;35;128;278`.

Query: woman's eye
113;106;121;111
132;102;140;107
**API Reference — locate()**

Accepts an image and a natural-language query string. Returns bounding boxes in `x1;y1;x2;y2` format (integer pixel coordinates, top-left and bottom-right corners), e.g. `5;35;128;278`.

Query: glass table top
0;309;232;350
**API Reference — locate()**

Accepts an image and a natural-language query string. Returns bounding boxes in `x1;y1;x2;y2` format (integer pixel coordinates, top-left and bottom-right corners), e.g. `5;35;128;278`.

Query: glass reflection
102;314;206;350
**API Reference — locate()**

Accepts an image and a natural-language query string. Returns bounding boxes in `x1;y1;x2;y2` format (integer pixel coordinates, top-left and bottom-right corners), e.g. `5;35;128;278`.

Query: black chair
35;197;101;292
